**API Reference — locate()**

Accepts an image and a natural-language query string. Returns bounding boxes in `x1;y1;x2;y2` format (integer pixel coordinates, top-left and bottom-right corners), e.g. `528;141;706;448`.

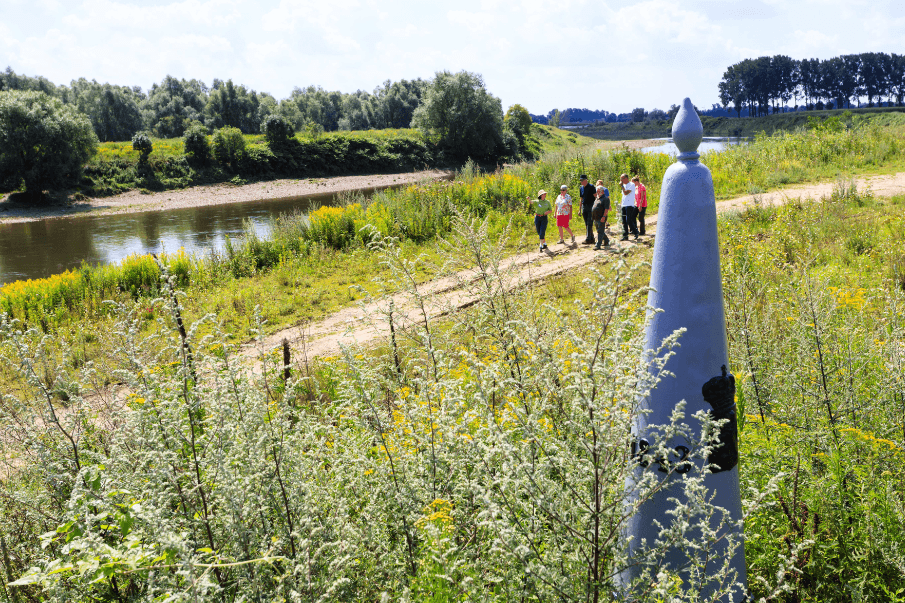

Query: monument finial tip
672;97;703;160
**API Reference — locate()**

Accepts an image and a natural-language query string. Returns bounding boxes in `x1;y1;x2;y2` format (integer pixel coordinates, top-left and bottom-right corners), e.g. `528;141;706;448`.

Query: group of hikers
529;174;647;252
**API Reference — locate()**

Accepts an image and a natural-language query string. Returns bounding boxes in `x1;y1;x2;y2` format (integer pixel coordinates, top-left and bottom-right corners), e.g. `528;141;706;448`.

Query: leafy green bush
237;145;274;176
0;90;98;199
261;113;293;146
182;124;211;166
131;131;152;164
211;126;246;170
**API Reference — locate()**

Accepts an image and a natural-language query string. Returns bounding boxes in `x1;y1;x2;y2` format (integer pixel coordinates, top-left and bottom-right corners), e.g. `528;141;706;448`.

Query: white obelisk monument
625;98;747;598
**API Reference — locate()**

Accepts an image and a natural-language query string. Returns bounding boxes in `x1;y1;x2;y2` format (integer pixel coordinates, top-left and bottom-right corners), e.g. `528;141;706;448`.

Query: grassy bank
2;119;903;342
2;188;904;601
576;106;905;140
83;129;436;196
75;124;594;197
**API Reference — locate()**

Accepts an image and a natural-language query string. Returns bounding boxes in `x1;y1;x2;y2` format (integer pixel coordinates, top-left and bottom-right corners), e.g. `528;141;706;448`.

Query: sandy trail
243;170;905;364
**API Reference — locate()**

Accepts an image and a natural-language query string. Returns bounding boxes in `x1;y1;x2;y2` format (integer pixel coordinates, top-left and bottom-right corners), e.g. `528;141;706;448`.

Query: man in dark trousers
578;174;596;244
591;185;610;249
619;173;640;241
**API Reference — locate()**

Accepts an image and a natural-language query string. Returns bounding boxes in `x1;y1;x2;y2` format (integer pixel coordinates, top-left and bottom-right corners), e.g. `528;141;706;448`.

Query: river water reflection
0;188;382;286
640;136;747;156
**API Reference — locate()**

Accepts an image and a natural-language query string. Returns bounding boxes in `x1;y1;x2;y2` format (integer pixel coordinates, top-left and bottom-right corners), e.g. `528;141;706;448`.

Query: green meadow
1;118;905;602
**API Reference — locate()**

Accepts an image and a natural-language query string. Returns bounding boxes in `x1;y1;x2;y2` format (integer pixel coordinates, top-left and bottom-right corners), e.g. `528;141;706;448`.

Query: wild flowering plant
1;213;762;602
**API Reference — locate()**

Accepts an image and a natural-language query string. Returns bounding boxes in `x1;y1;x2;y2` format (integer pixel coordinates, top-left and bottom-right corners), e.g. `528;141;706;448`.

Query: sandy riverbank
0;139;663;225
0;169;453;224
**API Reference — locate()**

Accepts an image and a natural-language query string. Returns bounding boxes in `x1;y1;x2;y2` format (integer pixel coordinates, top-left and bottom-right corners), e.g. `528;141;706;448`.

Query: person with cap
578;174;597;245
619;173;640;241
529;189;553;252
554;184;575;245
591;185;610;249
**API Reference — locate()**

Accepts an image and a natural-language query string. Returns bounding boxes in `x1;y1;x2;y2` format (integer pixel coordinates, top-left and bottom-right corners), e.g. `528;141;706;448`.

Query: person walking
619;173;639;241
591;184;610;249
578;174;597;245
633;176;648;236
530;189;553;252
554;184;575;244
596;180;610;235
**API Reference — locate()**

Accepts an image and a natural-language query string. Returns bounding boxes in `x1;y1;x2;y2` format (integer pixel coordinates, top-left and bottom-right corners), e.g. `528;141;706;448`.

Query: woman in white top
554;184;575;245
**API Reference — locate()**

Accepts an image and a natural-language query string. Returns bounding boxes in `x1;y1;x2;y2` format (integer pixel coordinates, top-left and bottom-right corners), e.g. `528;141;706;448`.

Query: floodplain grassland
2;118;904;350
577;106;905;140
79;124;596;197
2;184;904;602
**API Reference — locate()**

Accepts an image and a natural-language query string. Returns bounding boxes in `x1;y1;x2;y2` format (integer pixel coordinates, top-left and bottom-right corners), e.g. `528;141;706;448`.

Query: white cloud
64;0;243;30
2;0;905;114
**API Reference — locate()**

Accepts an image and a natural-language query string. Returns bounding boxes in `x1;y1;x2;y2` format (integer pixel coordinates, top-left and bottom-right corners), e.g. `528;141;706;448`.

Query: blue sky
2;0;903;115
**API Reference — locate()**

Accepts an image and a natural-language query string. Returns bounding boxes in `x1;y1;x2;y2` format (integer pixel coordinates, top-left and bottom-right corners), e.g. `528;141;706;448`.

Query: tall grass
5;121;905;332
721;189;905;601
2;184;905;601
710;123;904;195
0;216;749;602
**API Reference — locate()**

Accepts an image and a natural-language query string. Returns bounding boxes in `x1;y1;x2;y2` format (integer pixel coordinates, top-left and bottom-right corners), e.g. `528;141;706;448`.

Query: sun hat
537;189;547;198
560;184;568;190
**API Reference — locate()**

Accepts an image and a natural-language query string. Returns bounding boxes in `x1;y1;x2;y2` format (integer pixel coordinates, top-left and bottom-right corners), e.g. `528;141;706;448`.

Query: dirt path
713;171;905;212
243;170;905;364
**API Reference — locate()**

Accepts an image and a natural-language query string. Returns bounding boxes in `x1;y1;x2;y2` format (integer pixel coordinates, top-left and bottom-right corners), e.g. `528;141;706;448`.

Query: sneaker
594;246;601;251
539;245;544;253
542;244;548;250
571;236;576;244
557;239;564;245
633;235;640;241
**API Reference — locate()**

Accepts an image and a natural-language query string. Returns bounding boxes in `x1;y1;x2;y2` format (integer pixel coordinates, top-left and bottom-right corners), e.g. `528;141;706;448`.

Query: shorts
556;214;571;227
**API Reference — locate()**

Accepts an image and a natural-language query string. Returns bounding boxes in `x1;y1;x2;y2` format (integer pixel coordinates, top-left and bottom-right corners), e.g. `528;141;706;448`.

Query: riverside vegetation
577;106;905;141
1;71;548;200
2;116;902;335
1;121;905;601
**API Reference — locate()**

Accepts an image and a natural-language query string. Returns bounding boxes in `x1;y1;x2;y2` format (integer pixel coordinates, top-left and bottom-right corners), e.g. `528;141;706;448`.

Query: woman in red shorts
554;184;575;245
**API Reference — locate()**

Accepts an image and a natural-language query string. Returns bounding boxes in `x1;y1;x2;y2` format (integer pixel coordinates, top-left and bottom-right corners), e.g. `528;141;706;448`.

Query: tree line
0;67;428;142
718;52;905;117
1;69;537;201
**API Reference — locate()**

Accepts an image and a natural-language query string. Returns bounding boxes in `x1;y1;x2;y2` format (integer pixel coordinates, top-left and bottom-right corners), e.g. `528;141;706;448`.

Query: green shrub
0;90;98;199
182;125;211;166
211;126;246;170
262;114;293;146
238;145;275;176
131;131;152;164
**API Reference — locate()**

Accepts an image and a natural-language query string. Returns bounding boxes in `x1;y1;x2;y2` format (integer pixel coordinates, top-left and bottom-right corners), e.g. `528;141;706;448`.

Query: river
0;188;383;286
639;137;747;156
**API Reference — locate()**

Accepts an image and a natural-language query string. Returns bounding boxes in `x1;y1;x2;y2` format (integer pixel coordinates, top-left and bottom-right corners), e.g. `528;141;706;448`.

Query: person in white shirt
619;173;639;241
554;184;575;244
